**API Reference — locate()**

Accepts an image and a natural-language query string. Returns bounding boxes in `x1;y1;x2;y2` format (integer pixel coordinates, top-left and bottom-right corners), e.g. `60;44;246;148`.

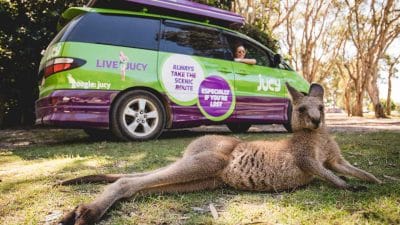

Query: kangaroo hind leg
59;165;173;185
59;151;229;225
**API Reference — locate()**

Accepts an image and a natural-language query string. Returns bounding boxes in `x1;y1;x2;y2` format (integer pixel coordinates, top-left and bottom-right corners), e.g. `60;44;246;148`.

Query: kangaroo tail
58;174;126;185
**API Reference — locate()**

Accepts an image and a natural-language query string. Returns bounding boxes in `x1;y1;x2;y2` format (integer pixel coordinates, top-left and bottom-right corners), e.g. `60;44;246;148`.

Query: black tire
83;128;114;141
227;123;251;133
283;102;293;133
111;90;166;141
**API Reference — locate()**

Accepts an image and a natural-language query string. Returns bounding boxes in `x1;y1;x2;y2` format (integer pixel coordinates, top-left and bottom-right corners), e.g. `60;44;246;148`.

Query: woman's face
235;46;246;59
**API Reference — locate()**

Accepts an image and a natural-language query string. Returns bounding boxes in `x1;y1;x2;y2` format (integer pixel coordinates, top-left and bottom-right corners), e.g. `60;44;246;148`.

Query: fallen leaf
209;203;218;220
43;210;63;225
191;207;205;213
383;175;400;182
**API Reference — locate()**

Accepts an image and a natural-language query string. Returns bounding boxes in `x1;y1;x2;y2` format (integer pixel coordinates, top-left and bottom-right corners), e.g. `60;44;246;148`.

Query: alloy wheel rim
122;98;159;137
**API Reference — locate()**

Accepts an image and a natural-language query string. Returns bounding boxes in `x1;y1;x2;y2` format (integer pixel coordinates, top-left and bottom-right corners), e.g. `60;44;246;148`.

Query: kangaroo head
286;83;325;131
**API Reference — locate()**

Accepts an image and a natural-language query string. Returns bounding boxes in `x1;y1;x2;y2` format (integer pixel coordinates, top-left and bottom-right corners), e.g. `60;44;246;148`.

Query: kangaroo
58;83;381;225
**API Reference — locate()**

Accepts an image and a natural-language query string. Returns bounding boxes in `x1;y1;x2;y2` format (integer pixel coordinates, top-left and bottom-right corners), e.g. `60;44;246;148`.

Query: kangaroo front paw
58;204;101;225
347;185;368;192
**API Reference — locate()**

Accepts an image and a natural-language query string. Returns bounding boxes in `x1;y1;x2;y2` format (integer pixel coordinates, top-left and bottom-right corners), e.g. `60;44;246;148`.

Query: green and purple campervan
36;0;309;141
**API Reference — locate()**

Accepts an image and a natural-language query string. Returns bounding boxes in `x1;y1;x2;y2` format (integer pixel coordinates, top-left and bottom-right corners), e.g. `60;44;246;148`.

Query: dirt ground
192;112;400;133
1;113;399;151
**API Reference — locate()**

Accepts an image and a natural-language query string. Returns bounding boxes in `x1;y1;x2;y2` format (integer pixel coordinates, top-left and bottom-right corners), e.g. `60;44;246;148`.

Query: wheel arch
109;86;173;129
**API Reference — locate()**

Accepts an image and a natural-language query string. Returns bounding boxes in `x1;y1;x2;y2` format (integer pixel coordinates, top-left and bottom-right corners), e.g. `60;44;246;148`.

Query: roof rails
86;0;245;28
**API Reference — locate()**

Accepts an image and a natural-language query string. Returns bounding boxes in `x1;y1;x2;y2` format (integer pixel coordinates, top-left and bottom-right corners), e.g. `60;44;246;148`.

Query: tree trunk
353;91;363;117
344;91;351;116
386;74;392;115
368;79;386;118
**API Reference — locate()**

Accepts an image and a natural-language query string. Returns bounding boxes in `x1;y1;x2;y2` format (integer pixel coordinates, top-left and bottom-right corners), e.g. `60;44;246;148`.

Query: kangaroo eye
298;106;306;113
319;105;324;111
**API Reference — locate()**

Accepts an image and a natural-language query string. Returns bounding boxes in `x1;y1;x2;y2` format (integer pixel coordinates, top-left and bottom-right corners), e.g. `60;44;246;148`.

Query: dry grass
0;127;399;225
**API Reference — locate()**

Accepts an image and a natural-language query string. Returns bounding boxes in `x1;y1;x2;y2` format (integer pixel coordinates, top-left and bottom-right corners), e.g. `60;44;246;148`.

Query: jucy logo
95;60;148;71
257;75;282;92
95;51;148;81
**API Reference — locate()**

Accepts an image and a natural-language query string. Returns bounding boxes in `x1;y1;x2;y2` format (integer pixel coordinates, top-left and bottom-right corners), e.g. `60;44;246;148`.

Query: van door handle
217;67;231;73
236;70;248;75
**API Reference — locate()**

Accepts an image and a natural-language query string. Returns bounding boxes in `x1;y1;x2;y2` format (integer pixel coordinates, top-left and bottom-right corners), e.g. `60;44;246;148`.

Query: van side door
159;20;235;127
223;33;287;124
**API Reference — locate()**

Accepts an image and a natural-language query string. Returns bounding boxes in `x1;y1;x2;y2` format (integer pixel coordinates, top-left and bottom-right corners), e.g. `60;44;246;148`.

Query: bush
380;99;396;112
0;0;86;128
237;24;279;52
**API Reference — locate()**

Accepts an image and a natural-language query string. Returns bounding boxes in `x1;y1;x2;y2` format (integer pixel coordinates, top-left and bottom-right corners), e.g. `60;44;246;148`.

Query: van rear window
65;13;160;50
160;21;226;59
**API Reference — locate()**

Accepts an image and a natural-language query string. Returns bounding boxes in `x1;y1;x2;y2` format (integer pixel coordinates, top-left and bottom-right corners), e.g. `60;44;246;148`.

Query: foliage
375;99;397;112
0;0;87;128
193;0;233;10
192;0;279;52
0;129;399;224
237;24;279;52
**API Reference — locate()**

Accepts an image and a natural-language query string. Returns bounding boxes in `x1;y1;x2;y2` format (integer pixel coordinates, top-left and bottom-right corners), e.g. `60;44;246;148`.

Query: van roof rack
86;0;245;28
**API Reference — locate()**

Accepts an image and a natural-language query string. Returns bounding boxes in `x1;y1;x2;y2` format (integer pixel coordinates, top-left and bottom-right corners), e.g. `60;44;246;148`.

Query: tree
381;54;400;115
0;0;87;128
194;0;280;51
343;0;400;118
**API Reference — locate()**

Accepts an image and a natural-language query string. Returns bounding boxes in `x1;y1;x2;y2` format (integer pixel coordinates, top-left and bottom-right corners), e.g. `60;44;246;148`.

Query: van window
65;13;160;50
49;16;83;47
224;34;272;67
160;21;226;59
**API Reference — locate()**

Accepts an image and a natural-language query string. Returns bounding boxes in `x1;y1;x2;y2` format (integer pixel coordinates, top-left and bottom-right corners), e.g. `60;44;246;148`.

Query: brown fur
58;83;381;225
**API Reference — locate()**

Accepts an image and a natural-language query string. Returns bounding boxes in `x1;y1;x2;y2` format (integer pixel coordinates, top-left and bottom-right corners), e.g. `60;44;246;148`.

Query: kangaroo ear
286;82;304;103
309;83;324;99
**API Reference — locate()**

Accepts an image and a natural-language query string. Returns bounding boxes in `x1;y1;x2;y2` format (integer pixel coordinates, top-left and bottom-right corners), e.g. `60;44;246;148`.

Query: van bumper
35;90;118;129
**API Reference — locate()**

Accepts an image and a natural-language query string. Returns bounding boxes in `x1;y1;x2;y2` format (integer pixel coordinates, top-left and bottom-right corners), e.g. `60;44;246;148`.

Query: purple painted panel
169;96;289;128
87;0;245;27
35;90;118;129
234;96;290;123
35;90;289;130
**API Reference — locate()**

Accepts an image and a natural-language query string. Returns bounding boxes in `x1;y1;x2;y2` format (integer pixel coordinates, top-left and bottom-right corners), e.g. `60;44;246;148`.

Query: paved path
191;113;400;133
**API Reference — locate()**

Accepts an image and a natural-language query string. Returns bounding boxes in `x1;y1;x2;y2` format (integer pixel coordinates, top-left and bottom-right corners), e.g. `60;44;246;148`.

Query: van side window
160;21;226;59
65;13;160;50
224;34;272;67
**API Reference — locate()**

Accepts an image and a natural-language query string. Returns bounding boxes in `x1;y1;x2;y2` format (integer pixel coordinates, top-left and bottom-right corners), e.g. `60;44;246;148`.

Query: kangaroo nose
311;118;320;127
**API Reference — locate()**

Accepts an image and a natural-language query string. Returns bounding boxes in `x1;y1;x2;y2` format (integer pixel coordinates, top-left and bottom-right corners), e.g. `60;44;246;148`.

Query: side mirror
273;54;282;67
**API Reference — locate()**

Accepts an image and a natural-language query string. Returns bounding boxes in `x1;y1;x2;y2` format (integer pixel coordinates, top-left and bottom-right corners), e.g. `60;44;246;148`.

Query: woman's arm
234;58;257;65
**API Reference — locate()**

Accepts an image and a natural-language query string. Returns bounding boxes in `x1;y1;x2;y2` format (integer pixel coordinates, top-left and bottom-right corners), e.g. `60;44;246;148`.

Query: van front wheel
111;90;166;141
283;102;293;133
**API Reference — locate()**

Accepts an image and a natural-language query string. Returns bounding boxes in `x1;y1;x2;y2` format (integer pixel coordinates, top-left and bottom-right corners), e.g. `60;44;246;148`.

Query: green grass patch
0;129;399;225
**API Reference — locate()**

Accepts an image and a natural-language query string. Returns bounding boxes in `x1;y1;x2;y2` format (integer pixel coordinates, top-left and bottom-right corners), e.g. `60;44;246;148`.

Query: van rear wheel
111;90;166;141
227;123;251;133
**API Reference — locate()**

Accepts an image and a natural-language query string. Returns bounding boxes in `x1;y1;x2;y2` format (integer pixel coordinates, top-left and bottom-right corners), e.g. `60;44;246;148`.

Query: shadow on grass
9;127;288;159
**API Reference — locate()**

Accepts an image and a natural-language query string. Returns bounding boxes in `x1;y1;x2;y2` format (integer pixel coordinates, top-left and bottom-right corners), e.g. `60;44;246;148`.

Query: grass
0;128;399;225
